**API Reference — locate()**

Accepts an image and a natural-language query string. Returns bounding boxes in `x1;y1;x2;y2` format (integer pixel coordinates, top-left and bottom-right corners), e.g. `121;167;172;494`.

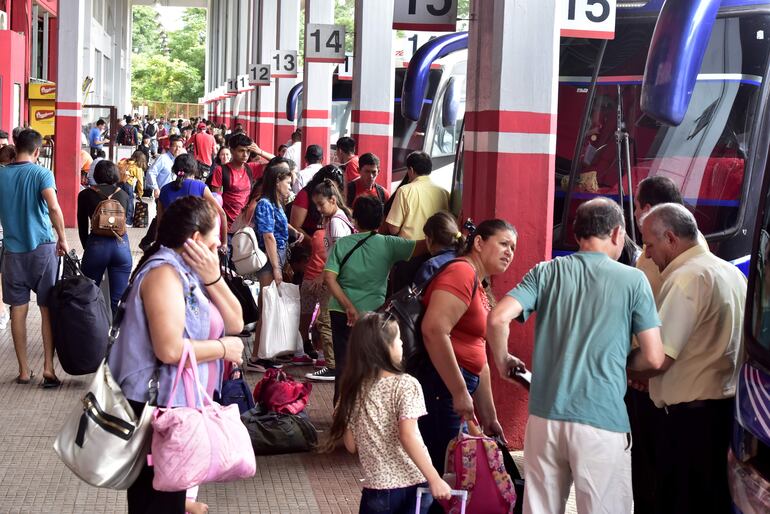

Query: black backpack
379;259;477;375
347;180;386;206
49;252;111;375
117;125;137;146
207;163;254;190
144;122;157;137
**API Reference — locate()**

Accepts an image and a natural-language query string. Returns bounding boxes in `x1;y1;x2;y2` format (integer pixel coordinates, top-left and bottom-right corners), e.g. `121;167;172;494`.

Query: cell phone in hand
508;366;532;389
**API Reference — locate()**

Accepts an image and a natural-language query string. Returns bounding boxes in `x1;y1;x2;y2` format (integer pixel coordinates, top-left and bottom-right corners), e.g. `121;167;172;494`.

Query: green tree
132;6;164;55
131;6;205;104
131;53;204;104
168;8;206;79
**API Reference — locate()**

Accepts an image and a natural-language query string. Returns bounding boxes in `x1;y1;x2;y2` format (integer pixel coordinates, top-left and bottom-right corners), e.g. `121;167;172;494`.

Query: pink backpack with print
440;423;517;514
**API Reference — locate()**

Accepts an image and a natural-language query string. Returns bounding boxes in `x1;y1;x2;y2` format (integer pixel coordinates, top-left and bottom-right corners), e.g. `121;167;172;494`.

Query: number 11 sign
305;24;346;63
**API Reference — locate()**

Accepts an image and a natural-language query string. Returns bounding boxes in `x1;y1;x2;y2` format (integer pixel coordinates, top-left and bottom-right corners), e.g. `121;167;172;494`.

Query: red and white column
300;0;335;163
274;0;300;148
253;0;278;152
351;0;395;189
53;0;84;227
464;0;560;447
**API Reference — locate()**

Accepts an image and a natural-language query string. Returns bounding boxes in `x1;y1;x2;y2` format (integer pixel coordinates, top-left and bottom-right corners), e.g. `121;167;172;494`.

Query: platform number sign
249;64;271;86
227;78;238;95
561;0;617;40
393;0;457;32
305;24;346;63
272;50;298;78
337;53;353;81
237;74;250;92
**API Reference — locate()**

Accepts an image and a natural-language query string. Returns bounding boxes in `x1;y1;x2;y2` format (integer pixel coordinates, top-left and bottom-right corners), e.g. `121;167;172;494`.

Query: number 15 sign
393;0;457;32
561;0;617;40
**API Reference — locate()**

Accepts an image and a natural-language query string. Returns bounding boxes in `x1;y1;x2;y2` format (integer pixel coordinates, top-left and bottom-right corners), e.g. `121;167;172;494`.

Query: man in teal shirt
0;129;69;388
488;198;665;514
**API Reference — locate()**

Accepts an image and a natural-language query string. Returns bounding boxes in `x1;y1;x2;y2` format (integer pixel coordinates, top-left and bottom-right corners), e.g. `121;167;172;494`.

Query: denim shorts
360;483;429;514
256;247;287;278
1;243;58;307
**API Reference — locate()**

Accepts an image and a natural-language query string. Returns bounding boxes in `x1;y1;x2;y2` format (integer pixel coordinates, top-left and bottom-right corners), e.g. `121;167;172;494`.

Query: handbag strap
338;232;376;274
167;340;217;409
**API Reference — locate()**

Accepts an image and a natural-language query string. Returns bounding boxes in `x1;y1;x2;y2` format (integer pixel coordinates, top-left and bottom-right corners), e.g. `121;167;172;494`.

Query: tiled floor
0;227;578;513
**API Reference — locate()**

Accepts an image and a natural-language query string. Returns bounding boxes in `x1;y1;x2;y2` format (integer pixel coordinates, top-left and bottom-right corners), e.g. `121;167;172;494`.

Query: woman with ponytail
109;196;245;513
413;211;466;286
157;153;228;243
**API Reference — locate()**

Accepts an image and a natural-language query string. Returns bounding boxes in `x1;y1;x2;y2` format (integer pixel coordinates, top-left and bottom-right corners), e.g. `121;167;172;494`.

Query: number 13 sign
561;0;616;40
393;0;457;32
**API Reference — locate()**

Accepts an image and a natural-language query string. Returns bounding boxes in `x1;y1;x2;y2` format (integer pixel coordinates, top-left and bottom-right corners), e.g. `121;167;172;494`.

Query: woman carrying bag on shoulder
107;196;245;514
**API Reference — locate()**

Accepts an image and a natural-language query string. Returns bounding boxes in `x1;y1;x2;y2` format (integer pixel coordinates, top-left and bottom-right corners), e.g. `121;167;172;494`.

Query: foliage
131;6;205;104
131;6;164;55
131;53;204;104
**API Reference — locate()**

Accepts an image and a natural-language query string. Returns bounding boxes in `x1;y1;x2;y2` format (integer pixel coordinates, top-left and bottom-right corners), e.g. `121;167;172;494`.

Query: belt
663;398;732;414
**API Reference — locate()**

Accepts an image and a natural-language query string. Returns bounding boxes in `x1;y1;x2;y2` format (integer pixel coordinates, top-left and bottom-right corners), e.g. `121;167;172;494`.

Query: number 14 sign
305;24;346;63
561;0;617;40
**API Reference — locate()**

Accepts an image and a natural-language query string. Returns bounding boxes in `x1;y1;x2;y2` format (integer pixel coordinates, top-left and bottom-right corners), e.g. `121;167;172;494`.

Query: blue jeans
81;233;132;314
417;364;480;476
119;182;135;224
359;483;429;514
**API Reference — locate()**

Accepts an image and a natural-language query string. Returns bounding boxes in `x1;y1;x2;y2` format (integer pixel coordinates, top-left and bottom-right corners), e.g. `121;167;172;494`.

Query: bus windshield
393;68;442;173
557;14;770;249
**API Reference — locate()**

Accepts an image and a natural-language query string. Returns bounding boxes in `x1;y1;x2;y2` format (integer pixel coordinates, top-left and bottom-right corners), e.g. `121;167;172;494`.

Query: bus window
431;63;466;159
392;68;442;175
558;15;770;249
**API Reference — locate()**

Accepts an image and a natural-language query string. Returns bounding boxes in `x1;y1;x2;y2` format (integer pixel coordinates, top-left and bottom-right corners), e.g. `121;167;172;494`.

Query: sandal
41;375;62;388
15;372;35;385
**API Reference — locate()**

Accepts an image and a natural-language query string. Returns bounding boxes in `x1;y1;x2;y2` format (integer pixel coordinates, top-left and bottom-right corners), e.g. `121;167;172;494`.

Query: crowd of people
0;116;749;513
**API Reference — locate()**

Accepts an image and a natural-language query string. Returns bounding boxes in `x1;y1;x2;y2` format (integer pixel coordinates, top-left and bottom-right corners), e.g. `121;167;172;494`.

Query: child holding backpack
325;312;452;513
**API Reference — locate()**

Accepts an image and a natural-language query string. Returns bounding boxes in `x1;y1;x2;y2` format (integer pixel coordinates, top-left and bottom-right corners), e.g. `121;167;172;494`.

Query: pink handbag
150;342;256;492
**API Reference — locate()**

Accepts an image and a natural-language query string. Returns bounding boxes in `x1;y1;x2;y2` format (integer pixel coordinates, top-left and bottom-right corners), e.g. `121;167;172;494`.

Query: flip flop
15;372;35;385
41;376;62;388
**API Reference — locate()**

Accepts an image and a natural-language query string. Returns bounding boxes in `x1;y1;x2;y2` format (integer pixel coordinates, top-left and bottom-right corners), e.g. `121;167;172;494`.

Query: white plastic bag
258;282;302;359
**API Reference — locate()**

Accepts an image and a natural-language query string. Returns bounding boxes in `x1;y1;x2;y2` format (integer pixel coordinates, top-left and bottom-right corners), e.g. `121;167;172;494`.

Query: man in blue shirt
0;129;69;388
146;135;185;197
88;119;108;158
487;198;666;514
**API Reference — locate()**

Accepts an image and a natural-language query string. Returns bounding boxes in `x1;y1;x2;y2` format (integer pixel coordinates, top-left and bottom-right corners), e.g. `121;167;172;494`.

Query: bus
405;1;770;274
286;44;466;183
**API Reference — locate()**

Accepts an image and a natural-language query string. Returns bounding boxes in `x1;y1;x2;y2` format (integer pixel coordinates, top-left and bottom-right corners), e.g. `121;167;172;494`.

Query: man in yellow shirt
385;151;448;292
632;203;745;514
385;151;449;240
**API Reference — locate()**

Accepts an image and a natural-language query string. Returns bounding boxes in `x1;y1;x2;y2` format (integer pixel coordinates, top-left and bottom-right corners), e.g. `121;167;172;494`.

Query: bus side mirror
640;0;720;126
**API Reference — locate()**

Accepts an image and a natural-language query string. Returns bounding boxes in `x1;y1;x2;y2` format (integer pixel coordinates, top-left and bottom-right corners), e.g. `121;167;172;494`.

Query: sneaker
244;359;284;373
0;310;8;330
291;355;314;366
306;366;335;382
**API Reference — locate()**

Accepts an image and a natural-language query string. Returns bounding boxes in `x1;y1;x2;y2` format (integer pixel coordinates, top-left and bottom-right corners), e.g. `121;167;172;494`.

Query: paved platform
0;227;578;513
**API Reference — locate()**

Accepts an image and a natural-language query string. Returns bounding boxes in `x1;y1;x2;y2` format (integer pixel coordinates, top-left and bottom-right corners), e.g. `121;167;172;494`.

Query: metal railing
132;100;204;120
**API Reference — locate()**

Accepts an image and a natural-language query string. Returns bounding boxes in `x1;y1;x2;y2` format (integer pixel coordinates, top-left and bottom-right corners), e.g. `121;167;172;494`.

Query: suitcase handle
415;487;467;514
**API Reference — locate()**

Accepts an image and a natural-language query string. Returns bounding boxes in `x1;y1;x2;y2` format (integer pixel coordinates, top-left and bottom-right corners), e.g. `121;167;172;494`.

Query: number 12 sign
305;24;346;63
561;0;616;40
393;0;457;32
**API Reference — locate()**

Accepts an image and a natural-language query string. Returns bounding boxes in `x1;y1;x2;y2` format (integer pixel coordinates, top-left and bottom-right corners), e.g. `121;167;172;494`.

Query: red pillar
253;0;277;152
300;0;334;164
274;0;300;147
463;0;560;448
53;0;84;227
351;0;395;190
47;16;58;83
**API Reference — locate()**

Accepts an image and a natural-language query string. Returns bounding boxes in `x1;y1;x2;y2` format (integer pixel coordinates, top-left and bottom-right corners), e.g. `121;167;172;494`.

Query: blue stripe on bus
561;79;761;87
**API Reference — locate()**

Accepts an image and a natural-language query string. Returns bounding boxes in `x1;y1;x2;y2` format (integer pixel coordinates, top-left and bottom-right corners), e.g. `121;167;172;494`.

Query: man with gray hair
488;198;665;513
634;202;746;513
